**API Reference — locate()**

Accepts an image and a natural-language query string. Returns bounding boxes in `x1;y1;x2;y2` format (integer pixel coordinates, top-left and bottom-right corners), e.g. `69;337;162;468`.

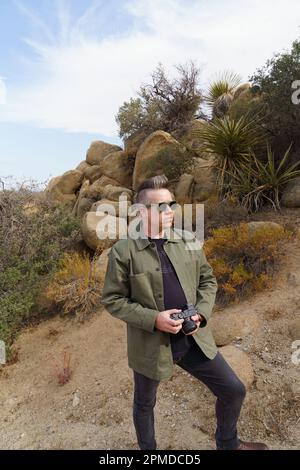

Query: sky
0;0;300;188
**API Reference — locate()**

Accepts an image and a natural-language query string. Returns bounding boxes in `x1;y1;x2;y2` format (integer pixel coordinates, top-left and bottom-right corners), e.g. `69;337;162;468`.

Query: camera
170;302;199;335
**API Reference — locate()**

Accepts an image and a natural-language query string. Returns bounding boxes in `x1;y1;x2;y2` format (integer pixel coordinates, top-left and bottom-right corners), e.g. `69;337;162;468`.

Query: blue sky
0;0;300;188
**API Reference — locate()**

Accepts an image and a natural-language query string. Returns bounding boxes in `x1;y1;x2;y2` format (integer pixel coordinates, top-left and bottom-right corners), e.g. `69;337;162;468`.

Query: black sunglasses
144;200;179;212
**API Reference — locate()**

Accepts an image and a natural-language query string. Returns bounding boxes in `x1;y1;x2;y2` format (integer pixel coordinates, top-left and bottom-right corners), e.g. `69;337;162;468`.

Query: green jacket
100;221;218;381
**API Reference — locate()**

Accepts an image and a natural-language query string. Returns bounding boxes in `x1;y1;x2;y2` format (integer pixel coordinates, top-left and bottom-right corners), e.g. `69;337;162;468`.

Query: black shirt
148;236;195;361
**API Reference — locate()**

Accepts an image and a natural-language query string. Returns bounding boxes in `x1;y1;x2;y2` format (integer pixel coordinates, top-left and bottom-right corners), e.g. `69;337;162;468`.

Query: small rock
72;392;80;407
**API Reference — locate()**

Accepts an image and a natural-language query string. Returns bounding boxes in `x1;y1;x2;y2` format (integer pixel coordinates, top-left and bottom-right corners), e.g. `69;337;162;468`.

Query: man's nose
165;206;173;215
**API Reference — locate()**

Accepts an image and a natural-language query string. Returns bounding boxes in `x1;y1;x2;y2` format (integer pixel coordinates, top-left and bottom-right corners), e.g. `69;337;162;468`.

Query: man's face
139;189;175;235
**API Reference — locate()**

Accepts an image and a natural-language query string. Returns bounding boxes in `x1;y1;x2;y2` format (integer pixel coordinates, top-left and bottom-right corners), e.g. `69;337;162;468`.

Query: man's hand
184;313;203;335
154;309;184;334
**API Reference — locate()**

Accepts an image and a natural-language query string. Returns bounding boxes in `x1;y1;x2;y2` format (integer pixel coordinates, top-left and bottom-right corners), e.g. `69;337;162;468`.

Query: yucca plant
196;113;266;194
225;143;300;212
205;70;242;117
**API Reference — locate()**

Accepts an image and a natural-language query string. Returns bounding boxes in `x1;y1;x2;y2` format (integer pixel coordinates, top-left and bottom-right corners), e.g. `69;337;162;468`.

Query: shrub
205;70;242;118
250;37;300;165
45;251;105;320
195;114;267;194
0;179;81;358
116;61;203;141
205;222;293;306
225;143;300;212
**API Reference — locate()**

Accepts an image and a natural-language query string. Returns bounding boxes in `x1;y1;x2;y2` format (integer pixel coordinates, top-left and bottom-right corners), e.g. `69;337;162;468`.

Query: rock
86;176;121;200
86;141;122;166
124;129;147;156
72;392;80;407
288;319;300;341
46;170;83;204
84;165;103;183
99;150;133;188
233;83;251;101
246;221;283;237
209;311;261;346
76;161;91;174
81;211;127;251
132;130;178;191
287;272;300;286
90;199;131;219
71;179;90;217
102;184;133;202
219;345;254;389
175;173;194;203
192;157;218;202
281;177;300;208
56;170;83;194
76;197;94;218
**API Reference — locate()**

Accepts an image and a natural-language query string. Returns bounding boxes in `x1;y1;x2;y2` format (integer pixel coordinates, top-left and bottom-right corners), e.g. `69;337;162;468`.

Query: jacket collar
134;219;181;251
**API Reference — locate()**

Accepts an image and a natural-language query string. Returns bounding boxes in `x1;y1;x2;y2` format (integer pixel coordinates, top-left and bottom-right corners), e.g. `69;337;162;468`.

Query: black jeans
132;339;246;450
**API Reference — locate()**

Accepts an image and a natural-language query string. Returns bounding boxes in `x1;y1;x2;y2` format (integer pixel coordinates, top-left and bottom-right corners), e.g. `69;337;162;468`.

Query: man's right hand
154;309;184;334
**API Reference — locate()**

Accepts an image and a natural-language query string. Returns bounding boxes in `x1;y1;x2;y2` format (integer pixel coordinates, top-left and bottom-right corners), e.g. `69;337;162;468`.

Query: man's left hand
185;313;203;335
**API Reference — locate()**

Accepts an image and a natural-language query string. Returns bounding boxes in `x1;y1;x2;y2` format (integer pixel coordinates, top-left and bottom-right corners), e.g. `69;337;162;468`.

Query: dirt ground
0;208;300;450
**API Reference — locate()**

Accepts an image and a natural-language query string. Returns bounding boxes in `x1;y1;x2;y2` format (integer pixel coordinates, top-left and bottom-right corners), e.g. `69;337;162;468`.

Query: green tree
116;61;203;141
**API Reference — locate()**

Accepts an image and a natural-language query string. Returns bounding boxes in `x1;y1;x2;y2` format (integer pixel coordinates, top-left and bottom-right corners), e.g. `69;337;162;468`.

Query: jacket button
158;294;162;298
156;267;160;271
165;344;169;347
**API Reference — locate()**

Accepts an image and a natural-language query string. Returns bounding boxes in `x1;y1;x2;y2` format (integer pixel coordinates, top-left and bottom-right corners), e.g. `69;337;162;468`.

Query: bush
45;251;105;320
116;61;203;141
204;222;293;306
0;179;81;358
250;37;300;165
194;114;267;194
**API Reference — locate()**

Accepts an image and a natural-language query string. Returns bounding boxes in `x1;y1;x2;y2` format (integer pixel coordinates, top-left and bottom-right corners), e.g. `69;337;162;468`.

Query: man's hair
134;174;172;204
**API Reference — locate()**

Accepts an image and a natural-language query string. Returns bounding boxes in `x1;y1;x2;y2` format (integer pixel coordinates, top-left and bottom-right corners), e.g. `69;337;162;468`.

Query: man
101;174;269;451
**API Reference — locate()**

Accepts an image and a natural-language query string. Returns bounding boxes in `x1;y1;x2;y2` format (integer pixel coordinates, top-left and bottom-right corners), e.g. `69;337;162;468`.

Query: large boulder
209;311;261;346
101;184;133;202
84;165;103;183
85;176;119;200
246;221;283;237
86;141;122;166
124;129;147;156
233;82;252;101
219;345;254;389
71;179;90;216
132;130;178;191
99;150;133;188
90;199;131;219
281;177;300;208
76;160;91;174
76;197;94;218
81;211;127;251
175;173;194;203
192;157;218;202
46;170;83;204
172;119;207;151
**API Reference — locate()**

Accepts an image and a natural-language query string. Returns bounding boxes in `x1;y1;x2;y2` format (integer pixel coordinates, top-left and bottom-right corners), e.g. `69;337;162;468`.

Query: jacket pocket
129;272;158;310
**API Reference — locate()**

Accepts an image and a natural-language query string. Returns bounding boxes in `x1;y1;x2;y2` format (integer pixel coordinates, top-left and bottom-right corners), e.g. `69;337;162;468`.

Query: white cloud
1;0;300;135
